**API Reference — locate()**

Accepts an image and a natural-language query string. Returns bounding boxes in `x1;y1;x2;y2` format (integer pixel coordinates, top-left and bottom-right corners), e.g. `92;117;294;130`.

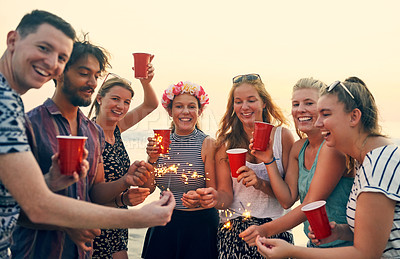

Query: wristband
264;157;276;165
120;189;128;207
114;197;120;207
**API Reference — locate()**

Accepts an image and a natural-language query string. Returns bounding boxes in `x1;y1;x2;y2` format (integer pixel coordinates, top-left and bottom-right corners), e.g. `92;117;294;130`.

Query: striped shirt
0;73;30;258
155;128;207;210
347;144;400;258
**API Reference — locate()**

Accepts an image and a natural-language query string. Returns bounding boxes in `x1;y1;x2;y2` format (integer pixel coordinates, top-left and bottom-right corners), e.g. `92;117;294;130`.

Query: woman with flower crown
196;74;295;258
140;81;218;259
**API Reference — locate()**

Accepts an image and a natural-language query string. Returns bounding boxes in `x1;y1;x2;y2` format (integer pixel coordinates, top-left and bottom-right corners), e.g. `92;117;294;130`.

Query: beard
61;75;93;107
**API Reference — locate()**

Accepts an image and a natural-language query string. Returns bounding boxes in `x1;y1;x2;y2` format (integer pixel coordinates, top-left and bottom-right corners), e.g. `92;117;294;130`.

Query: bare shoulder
319;141;346;160
202;136;216;154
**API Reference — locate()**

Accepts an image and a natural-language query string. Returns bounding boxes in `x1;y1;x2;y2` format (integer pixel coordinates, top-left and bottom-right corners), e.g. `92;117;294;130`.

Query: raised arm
118;63;158;133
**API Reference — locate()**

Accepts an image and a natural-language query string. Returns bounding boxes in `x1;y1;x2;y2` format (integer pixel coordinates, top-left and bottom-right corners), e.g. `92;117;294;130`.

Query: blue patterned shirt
0;73;30;258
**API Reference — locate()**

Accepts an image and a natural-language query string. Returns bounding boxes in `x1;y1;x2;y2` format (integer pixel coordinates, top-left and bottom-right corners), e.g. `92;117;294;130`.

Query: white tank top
220;127;285;221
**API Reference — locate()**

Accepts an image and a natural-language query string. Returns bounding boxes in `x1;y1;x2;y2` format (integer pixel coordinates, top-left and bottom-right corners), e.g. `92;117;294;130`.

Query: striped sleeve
358;145;400;201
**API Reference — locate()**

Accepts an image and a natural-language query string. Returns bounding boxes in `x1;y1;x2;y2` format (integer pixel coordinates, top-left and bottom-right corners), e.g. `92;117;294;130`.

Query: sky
1;0;399;141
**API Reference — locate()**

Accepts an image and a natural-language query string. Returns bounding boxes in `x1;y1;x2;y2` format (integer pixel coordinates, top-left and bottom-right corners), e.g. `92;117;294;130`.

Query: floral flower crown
161;81;209;110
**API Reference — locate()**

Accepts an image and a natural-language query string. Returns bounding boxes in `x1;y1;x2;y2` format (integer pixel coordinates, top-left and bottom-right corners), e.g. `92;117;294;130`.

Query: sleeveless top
220;127;286;221
298;139;353;247
102;126;130;183
155;128;207;210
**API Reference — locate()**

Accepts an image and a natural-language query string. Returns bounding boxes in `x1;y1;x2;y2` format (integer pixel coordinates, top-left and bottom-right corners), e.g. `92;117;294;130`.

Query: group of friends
0;9;399;259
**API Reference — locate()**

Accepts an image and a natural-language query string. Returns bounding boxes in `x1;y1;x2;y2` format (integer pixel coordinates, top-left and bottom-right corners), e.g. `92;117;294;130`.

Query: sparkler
221;202;252;230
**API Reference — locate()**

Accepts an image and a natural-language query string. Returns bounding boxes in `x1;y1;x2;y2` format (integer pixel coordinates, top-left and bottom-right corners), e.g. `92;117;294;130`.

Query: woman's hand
196;187;218;208
249;137;274;164
182;190;201;208
146;137;160;162
308;221;340;246
237;166;261;189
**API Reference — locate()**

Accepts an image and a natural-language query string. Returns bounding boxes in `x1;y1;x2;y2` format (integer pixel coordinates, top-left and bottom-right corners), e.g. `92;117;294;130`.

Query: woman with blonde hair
88;64;158;259
240;77;354;249
198;74;294;258
256;77;400;258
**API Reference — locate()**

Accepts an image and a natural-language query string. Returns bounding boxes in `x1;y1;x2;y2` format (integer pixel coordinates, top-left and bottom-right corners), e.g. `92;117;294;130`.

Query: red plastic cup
226;148;247;178
253;121;273;151
56;136;87;175
301;200;331;239
153;129;171;154
132;53;152;79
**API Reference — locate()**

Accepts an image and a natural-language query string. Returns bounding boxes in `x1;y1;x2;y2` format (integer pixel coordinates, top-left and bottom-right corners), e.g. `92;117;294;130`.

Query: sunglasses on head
232;73;261;84
327;80;354;99
100;72;132;88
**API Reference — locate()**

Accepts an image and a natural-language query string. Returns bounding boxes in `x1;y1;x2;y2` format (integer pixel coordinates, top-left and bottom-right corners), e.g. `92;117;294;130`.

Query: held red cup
253;121;273;151
301;200;332;239
153;129;171;154
56;135;87;175
226;148;247;178
132;53;152;79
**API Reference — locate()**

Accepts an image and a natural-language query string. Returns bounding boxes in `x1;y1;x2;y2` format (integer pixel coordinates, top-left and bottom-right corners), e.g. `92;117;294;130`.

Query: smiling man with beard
11;40;157;259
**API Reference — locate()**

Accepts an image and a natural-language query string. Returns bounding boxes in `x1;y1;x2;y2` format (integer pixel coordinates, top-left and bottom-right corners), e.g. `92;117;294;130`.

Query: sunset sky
1;0;399;140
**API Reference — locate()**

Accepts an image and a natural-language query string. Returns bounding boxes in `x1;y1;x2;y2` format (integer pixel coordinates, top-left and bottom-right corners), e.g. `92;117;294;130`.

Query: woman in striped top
141;81;219;259
256;77;400;259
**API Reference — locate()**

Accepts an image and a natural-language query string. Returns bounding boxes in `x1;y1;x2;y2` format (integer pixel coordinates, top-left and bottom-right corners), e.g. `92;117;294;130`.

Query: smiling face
233;83;266;129
9;23;73;94
97;85;132;124
61;54;101;107
315;94;351;150
291;88;320;135
168;93;202;135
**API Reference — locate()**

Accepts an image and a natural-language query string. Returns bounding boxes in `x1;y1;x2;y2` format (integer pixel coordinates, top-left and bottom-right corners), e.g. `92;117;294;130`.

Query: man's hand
123;160;152;187
64;228;101;252
46;150;89;192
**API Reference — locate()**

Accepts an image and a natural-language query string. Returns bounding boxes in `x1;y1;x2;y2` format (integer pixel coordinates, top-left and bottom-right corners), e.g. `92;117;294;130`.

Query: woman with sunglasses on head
197;74;294;258
140;81;219;259
239;77;354;249
256;77;400;259
88;63;158;259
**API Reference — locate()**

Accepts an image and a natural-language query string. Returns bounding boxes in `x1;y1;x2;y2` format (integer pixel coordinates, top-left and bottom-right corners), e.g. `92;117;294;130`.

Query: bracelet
120;189;128;207
114;197;120;207
264;157;276;165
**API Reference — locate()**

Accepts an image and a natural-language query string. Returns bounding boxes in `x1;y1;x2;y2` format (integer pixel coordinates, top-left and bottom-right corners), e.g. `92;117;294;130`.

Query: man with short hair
12;39;156;258
0;9;174;259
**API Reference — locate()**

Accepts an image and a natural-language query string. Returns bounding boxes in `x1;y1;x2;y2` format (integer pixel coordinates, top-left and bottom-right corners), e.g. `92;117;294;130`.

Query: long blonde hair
216;77;288;153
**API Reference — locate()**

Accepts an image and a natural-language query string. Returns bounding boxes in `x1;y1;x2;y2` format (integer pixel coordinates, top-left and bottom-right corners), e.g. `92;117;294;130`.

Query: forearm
266;205;307;236
289;245;363;259
90;179;128;204
215;190;233;210
264;162;296;208
141;82;158;110
255;178;276;197
336;224;354;241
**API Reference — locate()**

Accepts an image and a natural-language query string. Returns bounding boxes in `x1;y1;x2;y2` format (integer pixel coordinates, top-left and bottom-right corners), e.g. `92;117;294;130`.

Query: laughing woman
197;74;295;258
256;77;400;259
240;77;354;249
